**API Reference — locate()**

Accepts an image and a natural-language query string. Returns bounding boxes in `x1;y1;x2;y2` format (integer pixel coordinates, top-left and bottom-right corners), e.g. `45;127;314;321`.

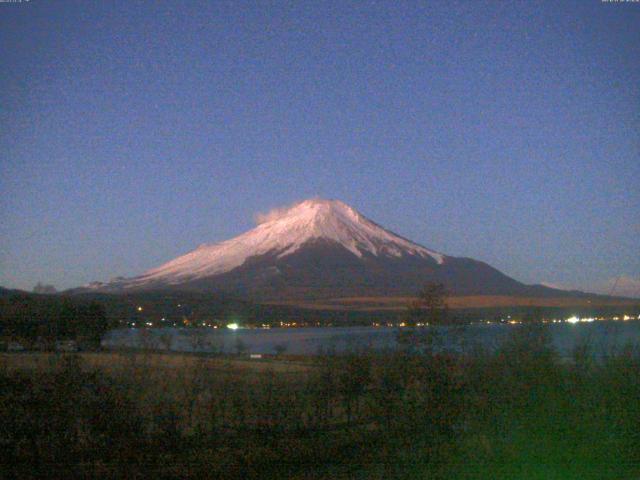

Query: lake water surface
102;321;640;357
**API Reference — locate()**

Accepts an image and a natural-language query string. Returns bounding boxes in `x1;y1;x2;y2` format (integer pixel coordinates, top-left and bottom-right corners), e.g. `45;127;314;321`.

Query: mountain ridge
80;198;582;301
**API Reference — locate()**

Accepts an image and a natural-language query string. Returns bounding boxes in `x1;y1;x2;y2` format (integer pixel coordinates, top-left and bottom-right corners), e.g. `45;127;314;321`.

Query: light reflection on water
102;321;640;357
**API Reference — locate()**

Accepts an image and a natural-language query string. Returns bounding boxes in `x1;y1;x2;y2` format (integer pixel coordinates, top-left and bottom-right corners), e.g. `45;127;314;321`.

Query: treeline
3;286;637;337
0;292;111;348
73;289;640;328
2;327;639;478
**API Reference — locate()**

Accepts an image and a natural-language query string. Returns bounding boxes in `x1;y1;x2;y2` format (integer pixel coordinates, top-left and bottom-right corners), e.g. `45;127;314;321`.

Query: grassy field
2;328;639;479
269;295;639;311
0;351;312;374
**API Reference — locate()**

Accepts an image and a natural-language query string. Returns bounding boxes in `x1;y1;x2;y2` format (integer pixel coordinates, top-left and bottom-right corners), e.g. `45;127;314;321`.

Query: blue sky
1;0;639;296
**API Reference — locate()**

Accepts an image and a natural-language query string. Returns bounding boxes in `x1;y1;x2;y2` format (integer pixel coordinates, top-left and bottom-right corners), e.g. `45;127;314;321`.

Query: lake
102;320;640;357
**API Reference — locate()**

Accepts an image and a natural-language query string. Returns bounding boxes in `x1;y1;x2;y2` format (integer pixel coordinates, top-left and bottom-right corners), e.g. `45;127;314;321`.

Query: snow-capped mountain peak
127;198;444;287
80;198;552;300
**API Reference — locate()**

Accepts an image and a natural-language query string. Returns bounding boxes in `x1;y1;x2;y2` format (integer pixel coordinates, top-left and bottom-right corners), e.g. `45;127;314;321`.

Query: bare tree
273;343;288;356
418;282;449;325
189;328;212;353
235;338;247;355
159;332;173;352
337;354;371;425
399;282;452;353
404;282;449;326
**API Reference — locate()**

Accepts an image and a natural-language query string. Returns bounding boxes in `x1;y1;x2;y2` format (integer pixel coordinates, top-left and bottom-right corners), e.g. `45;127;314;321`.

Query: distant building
55;340;78;352
33;282;57;294
7;341;25;352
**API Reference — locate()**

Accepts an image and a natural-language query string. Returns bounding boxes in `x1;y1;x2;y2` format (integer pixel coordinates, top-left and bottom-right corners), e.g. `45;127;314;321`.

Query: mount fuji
85;199;560;300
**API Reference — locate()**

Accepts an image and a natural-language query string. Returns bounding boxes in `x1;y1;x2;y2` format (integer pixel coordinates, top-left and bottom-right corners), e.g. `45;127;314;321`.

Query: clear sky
1;0;639;297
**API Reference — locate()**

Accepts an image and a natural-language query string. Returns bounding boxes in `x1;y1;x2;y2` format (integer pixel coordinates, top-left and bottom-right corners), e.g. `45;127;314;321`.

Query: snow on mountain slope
126;199;444;287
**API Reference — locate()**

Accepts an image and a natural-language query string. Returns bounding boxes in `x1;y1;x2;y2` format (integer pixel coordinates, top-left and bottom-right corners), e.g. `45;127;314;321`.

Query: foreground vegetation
1;325;639;479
